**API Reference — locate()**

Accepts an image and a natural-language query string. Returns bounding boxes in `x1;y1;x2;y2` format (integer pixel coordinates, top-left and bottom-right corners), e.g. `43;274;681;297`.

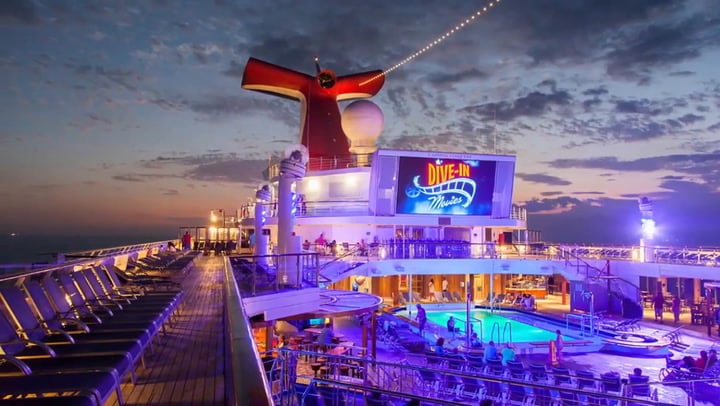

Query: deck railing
271;348;683;405
303;240;720;270
229;252;321;297
223;257;273;406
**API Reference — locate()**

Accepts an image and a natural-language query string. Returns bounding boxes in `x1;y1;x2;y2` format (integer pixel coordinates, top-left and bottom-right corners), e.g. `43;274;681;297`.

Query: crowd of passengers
302;234;492;259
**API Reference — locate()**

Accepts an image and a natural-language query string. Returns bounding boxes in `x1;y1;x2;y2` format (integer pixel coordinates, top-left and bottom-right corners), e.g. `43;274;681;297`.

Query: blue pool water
396;308;570;343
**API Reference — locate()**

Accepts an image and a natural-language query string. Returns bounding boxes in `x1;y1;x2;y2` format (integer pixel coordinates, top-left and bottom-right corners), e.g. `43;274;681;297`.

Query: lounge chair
57;272;173;333
40;276;167;338
601;318;640;332
551;366;573;386
628;374;652;398
459;376;484;400
23;280;159;348
0;371;123;406
0;285;143;383
0;310;127;403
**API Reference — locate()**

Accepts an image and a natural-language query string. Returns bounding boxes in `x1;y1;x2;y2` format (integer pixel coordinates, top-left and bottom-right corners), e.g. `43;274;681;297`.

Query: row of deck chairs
128;251;197;274
398;290;464;304
598;318;641;332
0;265;184;405
418;351;655;404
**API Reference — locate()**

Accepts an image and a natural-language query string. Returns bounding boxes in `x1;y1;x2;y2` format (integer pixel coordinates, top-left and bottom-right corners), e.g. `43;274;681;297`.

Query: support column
370;312;377;360
254;186;271;263
362;318;368;356
561;281;568;305
265;324;273;351
277;151;307;286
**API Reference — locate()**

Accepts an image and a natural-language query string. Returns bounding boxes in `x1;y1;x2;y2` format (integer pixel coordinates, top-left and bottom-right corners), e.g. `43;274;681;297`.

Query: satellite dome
341;100;384;151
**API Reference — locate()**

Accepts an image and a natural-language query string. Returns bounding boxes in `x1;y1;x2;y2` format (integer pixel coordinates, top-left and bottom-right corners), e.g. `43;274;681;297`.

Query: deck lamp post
638;197;655;262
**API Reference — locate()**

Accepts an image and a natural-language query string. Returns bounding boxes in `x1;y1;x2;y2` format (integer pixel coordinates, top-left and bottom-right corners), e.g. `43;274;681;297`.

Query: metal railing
239;200;528;220
271;348;682;405
0;241;172;281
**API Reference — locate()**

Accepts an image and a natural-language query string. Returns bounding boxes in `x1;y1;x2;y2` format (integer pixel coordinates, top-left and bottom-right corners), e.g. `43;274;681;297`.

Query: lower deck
106;255;720;405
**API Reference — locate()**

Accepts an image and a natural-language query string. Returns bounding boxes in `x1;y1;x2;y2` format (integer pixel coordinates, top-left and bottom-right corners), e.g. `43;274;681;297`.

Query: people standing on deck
428;279;436;301
416;304;427;336
672;295;681;323
555;329;564;362
317;323;334;352
653;292;665;323
182;231;192;250
248;232;256;252
358;239;368;256
315;233;327;253
442;277;449;297
447;316;456;334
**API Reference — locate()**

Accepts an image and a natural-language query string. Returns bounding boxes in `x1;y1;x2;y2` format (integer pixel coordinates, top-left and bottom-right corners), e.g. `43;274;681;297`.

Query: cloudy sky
1;0;719;246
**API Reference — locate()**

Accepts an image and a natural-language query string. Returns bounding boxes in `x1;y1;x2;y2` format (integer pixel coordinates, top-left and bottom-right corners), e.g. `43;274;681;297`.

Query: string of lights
360;0;503;86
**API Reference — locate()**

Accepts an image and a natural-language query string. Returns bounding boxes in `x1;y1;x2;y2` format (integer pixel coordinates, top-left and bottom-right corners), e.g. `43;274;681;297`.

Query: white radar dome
341;100;384;150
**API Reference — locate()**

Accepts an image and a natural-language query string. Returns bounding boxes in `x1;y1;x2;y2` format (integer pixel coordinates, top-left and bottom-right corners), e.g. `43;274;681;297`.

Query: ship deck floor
107;255;225;406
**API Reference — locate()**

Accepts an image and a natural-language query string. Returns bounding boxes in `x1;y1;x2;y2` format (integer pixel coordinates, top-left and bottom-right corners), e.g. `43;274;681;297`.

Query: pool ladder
490;321;513;344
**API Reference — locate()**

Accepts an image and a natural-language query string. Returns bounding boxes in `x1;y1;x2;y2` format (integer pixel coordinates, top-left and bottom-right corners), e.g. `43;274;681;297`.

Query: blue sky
1;0;719;246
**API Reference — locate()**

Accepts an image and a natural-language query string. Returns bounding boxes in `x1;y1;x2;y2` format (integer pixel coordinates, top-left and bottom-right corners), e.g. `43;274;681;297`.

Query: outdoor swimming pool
395;308;570;343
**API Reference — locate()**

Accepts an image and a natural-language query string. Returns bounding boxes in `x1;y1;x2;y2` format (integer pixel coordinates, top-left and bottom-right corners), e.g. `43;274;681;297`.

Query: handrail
0;241;172;282
490;321;500;343
502;321;512;344
455;316;483;343
223;256;273;406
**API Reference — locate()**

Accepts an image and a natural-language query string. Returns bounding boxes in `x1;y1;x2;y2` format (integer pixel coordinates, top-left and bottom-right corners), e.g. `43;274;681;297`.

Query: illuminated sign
395;157;496;215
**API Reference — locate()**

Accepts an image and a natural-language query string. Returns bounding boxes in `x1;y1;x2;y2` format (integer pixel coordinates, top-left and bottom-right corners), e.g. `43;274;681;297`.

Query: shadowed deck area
108;255;226;406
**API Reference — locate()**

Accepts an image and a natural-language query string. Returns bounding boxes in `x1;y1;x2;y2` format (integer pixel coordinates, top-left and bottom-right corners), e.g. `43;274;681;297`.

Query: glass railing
265;154;376;179
228;252;321;297
304;240;720;269
239;201;529;220
224;257;273;406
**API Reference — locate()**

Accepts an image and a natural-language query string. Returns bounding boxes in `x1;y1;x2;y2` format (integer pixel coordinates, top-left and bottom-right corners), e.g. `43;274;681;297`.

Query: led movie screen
395;156;497;215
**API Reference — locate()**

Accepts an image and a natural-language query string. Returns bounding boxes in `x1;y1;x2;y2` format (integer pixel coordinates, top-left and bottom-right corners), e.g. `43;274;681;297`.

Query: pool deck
327;293;720;406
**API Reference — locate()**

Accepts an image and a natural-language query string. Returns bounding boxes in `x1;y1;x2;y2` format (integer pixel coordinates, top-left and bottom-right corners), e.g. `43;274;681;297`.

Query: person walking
555;329;564;362
653;292;665;324
416;304;427;337
428;279;436;301
671;295;681;323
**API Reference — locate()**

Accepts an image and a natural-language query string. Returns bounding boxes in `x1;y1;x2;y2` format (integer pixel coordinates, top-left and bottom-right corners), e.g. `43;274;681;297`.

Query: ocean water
0;234;172;265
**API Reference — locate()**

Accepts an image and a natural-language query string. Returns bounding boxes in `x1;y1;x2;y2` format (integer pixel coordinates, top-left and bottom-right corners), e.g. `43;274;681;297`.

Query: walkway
108;255;226;405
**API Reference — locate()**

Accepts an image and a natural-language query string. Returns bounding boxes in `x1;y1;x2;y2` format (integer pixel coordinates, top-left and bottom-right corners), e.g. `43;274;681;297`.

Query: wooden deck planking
107;256;226;406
